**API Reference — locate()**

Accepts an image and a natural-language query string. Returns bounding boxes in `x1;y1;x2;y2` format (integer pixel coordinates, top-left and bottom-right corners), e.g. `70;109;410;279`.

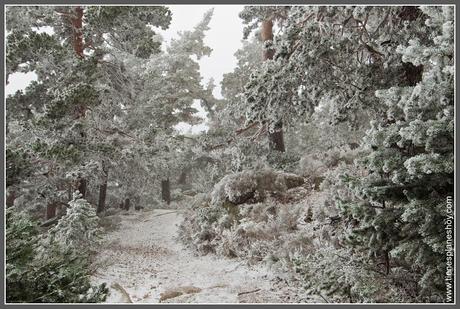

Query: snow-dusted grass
91;208;311;303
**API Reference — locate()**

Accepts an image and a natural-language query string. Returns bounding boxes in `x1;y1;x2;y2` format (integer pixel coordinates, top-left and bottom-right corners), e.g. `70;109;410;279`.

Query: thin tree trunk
6;190;16;208
384;250;390;275
77;177;87;198
46;202;57;220
261;19;285;152
97;166;108;214
161;178;171;205
178;169;187;185
67;181;72;200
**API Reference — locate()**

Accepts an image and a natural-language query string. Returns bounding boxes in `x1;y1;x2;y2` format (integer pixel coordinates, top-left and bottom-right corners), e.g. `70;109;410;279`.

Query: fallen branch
235;122;258;134
159;286;202;302
319;293;330;303
237;288;261;296
41;216;60;227
224;262;242;273
143;210;181;221
40;211;66;227
153;210;181;216
95;127;137;141
111;282;133;303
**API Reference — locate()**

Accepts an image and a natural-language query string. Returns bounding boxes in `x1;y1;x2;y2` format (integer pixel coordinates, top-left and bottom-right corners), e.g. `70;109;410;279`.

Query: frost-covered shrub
291;246;417;303
46;192;101;250
210;168;304;206
298;154;327;178
212;202;302;263
211;170;258;205
267;150;300;172
299;146;363;179
180;187;308;260
178;193;226;255
6;208;107;303
190;165;223;194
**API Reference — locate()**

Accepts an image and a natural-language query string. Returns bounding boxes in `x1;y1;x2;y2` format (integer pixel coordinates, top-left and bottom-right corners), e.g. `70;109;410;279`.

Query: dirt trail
91;209;301;303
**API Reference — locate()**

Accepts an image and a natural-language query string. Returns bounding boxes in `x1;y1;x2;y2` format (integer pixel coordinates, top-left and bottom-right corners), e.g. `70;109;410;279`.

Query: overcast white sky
5;5;247;133
163;5;245;99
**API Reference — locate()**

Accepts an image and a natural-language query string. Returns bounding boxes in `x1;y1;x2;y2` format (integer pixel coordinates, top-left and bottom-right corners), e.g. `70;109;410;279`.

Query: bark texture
6;190;16;208
178;169;187;185
77;177;87;198
97;167;108;214
268;121;286;152
71;7;85;58
161;178;171;205
261;19;285;152
46;202;57;220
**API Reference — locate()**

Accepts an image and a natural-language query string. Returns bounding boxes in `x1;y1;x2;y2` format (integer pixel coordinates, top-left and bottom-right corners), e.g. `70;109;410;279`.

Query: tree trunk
77;177;87;198
97;167;108;214
178;169;187;185
261;19;285;152
46;202;57;220
403;62;423;86
261;19;275;61
268;120;286;152
383;250;391;275
71;6;85;58
6;189;16;208
161;178;171;205
67;181;72;200
124;198;130;211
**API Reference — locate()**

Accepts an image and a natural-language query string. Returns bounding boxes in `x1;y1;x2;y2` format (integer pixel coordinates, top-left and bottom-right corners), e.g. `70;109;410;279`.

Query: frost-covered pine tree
239;6;291;152
242;6;429;140
340;6;454;302
6;6;172;216
122;10;215;203
46;192;101;250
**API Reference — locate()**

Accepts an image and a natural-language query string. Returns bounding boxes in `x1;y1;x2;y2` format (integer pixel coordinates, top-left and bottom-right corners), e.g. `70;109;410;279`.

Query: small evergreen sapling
47;192;101;250
6;208;107;303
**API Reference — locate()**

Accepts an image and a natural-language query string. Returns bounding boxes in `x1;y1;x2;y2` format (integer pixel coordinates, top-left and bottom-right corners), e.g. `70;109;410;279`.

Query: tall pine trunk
161;178;171;205
261;19;285;152
97;165;108;214
71;7;85;58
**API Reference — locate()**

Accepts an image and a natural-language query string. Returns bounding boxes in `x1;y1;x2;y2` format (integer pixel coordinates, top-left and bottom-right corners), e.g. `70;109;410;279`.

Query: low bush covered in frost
179;162;421;303
210;168;304;206
6;196;108;303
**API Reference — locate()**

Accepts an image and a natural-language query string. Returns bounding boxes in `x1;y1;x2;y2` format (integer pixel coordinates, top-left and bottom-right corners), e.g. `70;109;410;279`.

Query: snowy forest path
91;208;288;303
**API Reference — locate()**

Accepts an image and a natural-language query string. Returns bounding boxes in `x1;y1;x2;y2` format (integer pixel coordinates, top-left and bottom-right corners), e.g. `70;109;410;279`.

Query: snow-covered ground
91;208;312;304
